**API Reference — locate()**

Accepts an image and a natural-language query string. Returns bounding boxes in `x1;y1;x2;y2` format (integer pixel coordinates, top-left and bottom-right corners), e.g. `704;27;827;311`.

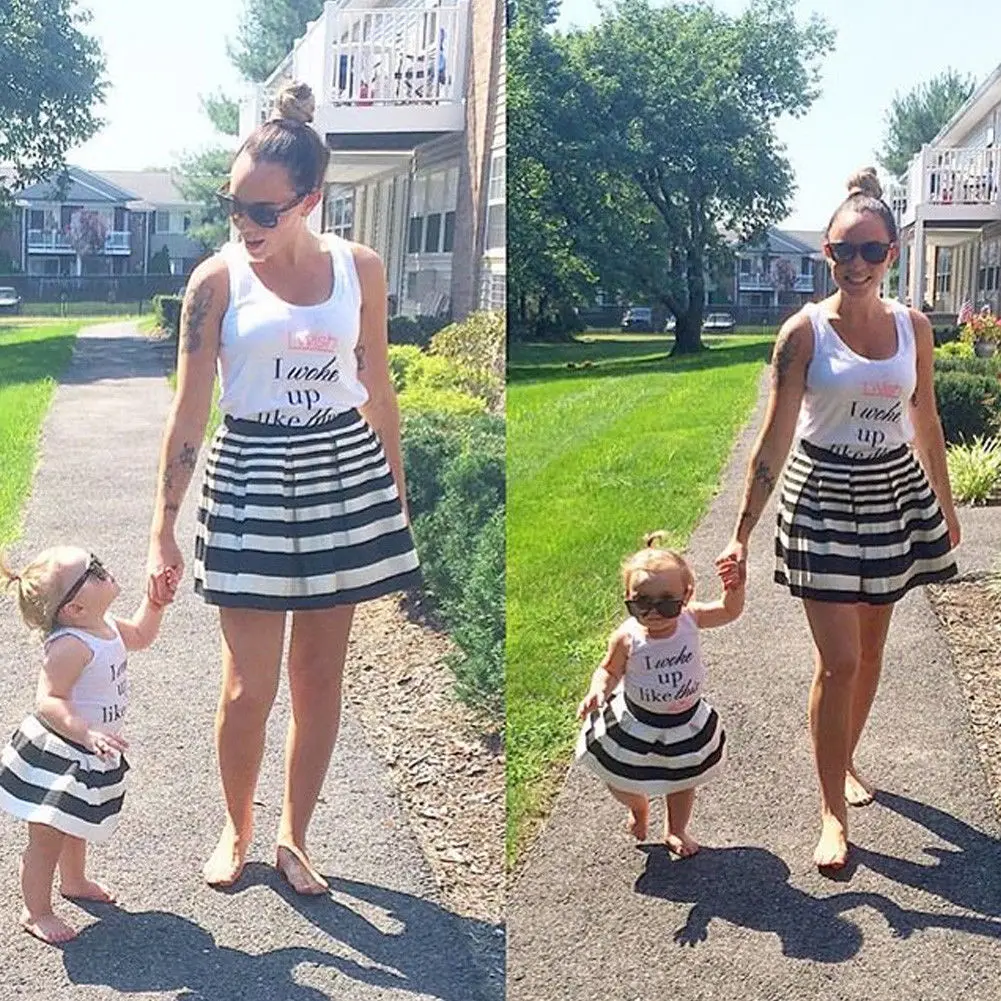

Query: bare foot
60;878;116;903
845;767;874;807
203;823;250;888
276;844;328;896
625;806;649;842
21;910;76;944
814;816;849;870
665;830;700;857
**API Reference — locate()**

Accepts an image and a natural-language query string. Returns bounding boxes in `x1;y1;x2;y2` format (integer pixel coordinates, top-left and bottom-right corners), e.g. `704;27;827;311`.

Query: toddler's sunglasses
826;241;893;265
54;554;111;618
625;595;684;619
215;187;306;229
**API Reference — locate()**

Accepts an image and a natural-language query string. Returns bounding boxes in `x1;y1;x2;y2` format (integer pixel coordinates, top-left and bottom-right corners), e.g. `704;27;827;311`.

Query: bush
152;294;183;338
947;436;1001;505
387;344;424;391
399;385;487;418
388;313;452;349
445;507;504;711
933;353;1001;377
934;370;1000;443
429;311;506;379
935;340;974;360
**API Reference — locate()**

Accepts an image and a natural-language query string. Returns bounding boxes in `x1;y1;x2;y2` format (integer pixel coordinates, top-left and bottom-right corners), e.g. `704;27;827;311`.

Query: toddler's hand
577;692;601;720
86;728;129;760
148;567;178;607
717;557;743;591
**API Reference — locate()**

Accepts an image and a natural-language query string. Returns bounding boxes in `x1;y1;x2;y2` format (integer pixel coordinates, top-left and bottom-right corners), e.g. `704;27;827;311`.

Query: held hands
86;727;129;761
147;566;179;609
147;533;184;606
715;540;747;590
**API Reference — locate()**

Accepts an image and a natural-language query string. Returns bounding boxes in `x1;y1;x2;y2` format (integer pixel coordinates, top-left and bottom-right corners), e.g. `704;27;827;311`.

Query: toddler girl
0;547;175;943
576;533;743;855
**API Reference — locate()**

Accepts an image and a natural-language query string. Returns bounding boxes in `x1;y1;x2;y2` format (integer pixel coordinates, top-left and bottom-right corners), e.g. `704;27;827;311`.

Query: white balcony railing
27;229;130;254
241;0;469;139
924;146;1000;206
738;272;775;291
793;274;814;293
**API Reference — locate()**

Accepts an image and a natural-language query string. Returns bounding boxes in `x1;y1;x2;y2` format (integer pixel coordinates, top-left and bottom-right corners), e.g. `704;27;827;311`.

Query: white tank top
44;618;128;734
216;234;369;426
795;300;917;456
621;610;706;713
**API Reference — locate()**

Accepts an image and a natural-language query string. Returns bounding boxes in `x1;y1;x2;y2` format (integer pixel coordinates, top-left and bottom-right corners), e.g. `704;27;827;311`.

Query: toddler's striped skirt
0;715;128;842
575;692;727;796
194;410;421;610
775;440;957;604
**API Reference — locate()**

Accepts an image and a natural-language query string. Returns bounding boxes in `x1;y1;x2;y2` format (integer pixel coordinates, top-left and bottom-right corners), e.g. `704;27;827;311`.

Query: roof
93;170;194;206
739;227;823;256
17;166;136;204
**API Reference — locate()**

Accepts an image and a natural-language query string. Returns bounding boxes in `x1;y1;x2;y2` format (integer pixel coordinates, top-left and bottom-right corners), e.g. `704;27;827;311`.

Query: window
739;257;751;275
424;213;442;253
29;209;45;230
442;211;455;253
935;247;952;296
485;151;505;252
323;188;354;240
183;214;191;233
407;216;424;253
156;211;170;233
800;256;812;276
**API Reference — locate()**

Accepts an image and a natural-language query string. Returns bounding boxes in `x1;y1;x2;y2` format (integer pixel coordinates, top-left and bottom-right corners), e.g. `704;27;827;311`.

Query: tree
878;70;976;178
228;0;325;83
201;90;240;137
176;148;234;251
553;0;833;353
148;245;172;275
0;0;106;199
67;211;107;258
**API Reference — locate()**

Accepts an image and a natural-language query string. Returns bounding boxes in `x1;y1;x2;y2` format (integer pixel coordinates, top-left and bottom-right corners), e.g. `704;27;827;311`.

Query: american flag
958;300;974;325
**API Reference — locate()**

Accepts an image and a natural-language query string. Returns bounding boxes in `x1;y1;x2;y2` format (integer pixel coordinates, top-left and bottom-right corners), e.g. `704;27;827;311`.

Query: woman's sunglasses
625;594;684;619
53;554;111;620
215;187;306;229
826;241;893;265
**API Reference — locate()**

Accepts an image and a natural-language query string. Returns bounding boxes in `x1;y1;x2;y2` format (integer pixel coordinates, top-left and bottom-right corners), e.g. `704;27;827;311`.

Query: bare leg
664;789;699;857
275;605;354;894
20;823;75;944
58;836;114;902
203;607;285;887
607;785;649;840
804;599;860;870
846;603;895;807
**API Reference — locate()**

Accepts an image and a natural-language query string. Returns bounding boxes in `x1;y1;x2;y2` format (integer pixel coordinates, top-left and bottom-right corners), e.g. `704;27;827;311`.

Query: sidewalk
508;371;1001;1001
0;323;502;1001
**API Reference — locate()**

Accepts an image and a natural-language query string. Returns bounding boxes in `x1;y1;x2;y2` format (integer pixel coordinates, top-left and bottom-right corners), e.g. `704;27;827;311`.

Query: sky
555;0;1001;230
71;0;248;171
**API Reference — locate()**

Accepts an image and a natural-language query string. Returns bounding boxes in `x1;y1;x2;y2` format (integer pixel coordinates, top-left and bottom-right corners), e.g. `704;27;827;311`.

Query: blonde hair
0;549;68;636
621;532;695;593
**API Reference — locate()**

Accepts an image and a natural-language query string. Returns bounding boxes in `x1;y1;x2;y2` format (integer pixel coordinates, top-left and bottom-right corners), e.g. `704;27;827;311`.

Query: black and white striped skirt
194;410;422;610
575;692;727;797
0;715;129;842
775;440;957;604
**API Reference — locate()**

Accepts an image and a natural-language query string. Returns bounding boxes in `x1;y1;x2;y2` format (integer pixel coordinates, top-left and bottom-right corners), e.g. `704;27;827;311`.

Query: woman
716;167;959;870
146;82;421;893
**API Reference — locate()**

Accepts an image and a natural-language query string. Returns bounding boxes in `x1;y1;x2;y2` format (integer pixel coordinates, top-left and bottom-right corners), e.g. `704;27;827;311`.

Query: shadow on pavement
854;790;1001;918
62;868;503;1001
634;842;1001;961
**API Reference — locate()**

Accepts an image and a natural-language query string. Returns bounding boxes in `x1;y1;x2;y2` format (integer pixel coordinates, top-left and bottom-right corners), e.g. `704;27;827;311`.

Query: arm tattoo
772;333;798;388
752;459;777;495
180;284;213;354
737;511;754;533
355;344;366;372
161;441;199;502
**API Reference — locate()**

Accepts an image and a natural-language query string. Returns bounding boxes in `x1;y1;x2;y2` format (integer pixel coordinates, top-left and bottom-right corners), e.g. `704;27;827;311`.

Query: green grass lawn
506;332;772;865
0;321;84;545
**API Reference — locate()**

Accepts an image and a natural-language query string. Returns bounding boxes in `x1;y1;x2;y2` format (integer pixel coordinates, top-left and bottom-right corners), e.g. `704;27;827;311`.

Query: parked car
0;286;22;314
621;306;654;332
702;311;735;333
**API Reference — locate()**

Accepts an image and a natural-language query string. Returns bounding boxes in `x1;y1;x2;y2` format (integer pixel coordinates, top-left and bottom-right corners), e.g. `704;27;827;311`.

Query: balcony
896;145;1001;228
27;230;131;255
793;274;814;293
737;272;775;292
239;0;470;154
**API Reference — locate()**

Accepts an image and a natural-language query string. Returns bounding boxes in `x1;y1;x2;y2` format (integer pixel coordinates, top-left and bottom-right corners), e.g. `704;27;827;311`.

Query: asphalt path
0;323;503;1001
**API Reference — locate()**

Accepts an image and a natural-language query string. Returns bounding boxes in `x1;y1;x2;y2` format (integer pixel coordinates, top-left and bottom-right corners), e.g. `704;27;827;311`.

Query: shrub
387;344;424;391
152;294;183;338
445;507;504;711
935;340;974;360
934;370;1000;443
933;353;1001;377
947;436;1001;505
388;313;451;349
399;385;487;418
429;311;506;380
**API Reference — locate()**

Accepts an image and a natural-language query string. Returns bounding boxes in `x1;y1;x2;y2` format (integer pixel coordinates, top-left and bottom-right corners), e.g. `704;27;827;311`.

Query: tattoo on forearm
773;334;798;388
752;459;777;495
355;344;366;372
160;441;199;507
737;511;754;534
180;285;213;354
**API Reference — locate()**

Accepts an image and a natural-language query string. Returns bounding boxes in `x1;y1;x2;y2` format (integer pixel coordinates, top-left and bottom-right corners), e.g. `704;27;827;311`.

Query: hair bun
272;81;315;125
846;167;883;201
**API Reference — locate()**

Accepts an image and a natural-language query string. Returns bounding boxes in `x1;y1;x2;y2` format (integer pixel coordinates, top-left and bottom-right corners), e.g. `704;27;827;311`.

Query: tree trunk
671;311;705;354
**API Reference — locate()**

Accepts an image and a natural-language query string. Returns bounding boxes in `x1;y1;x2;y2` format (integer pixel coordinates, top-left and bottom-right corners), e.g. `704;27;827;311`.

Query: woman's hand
945;506;962;549
715;539;748;587
147;566;179;608
148;533;184;593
